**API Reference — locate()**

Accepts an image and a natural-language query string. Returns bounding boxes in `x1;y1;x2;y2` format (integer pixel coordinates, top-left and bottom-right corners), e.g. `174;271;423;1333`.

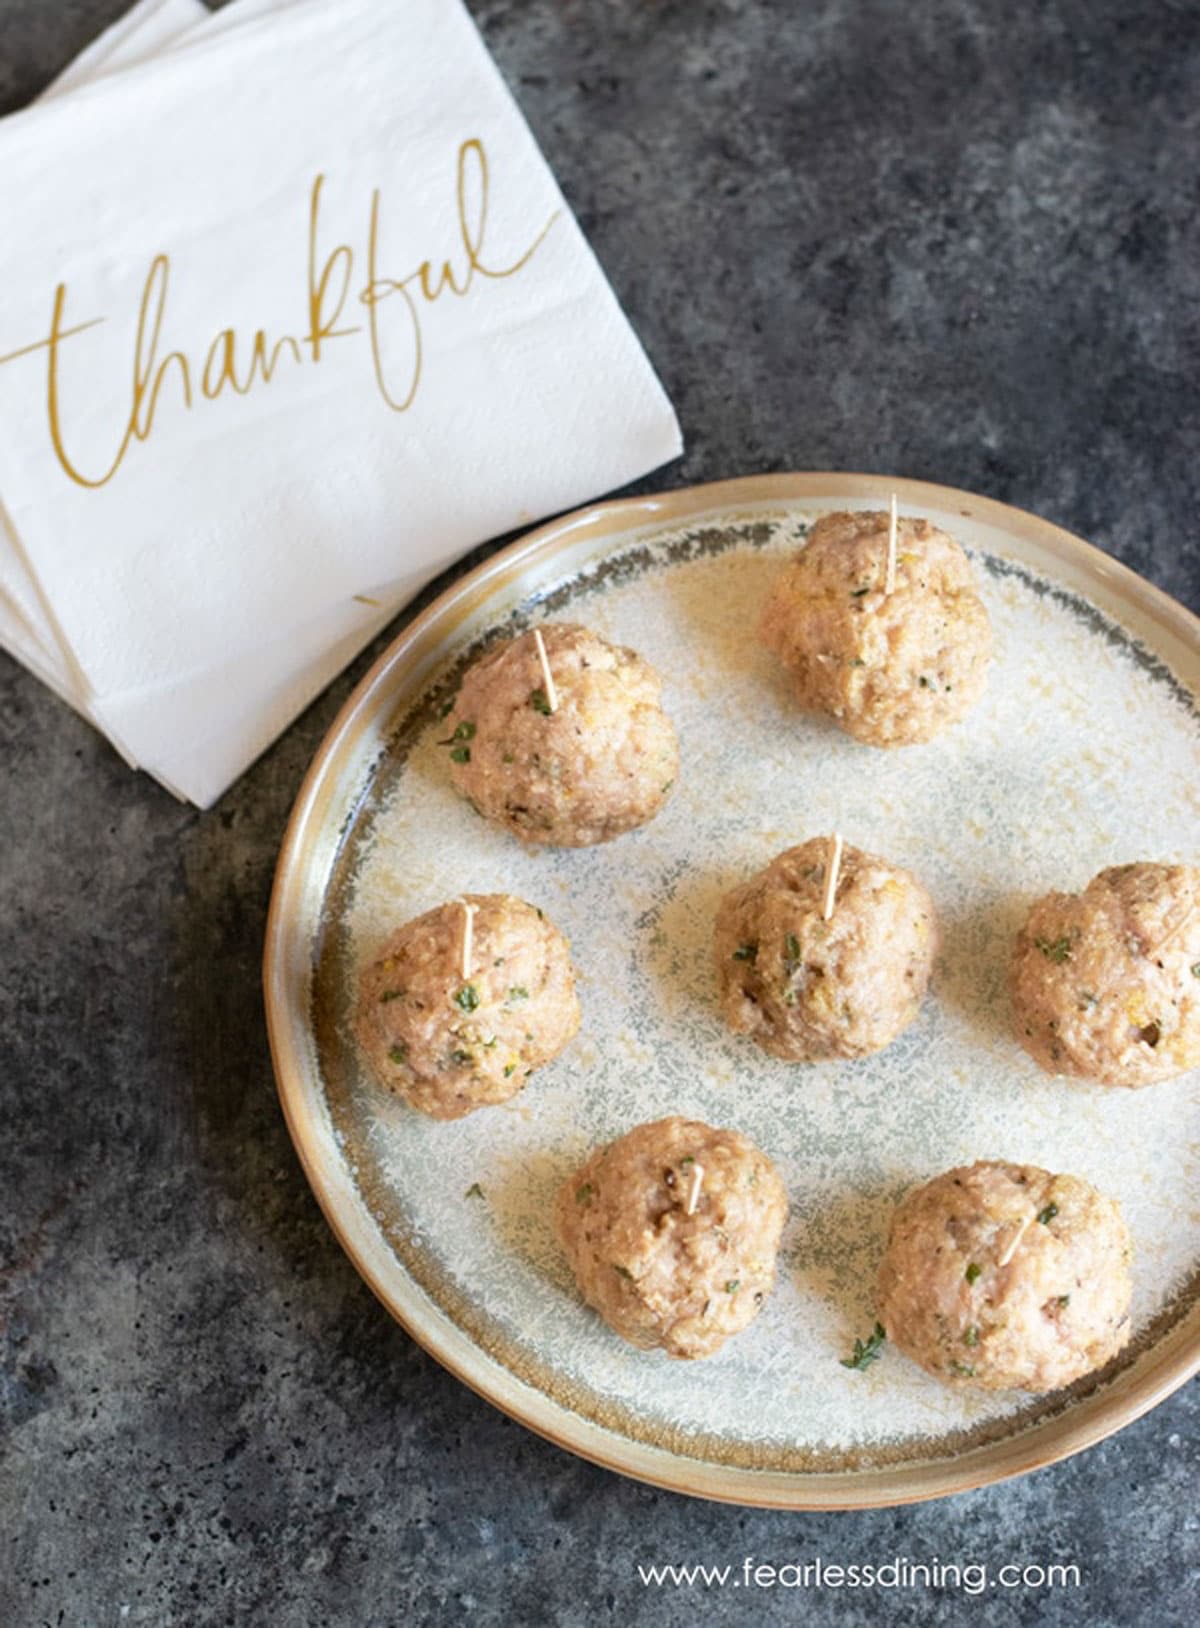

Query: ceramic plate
264;473;1200;1508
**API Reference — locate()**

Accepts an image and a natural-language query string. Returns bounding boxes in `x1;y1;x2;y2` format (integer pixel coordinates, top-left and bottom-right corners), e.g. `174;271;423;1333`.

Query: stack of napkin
0;0;682;805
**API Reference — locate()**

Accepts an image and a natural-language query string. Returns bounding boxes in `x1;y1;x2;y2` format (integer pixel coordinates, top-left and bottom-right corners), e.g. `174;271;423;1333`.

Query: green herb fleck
1057;1294;1071;1308
732;943;758;963
501;751;515;764
503;1063;517;1078
454;984;480;1011
1078;990;1099;1010
1037;1203;1059;1225
465;1182;484;1200
783;932;802;977
575;1183;594;1206
918;674;932;689
725;1279;741;1294
379;989;402;1005
850;586;871;598
965;1262;982;1285
387;1044;408;1065
963;1325;980;1348
840;1322;886;1372
1192;963;1200;979
847;656;866;667
450;1049;474;1067
507;986;530;1003
679;1155;695;1167
529;688;553;715
438;699;456;719
1035;935;1073;964
438;719;476;746
950;1360;976;1378
449;745;471;764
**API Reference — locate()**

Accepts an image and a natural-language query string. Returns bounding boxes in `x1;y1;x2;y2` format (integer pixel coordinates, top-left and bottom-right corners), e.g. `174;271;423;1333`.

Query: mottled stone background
1;2;1197;1625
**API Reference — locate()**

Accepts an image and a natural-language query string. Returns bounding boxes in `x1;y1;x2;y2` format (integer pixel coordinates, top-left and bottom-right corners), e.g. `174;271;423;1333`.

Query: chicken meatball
760;510;991;746
1011;862;1200;1087
356;893;581;1119
714;838;938;1060
877;1160;1132;1393
440;622;678;847
557;1116;788;1359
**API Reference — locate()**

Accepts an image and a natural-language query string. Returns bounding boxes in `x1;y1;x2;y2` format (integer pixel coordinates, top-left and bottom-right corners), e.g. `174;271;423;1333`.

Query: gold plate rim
263;471;1200;1510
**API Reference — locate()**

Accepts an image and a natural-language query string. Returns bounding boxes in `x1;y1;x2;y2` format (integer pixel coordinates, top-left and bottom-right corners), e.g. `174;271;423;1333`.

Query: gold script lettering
0;138;560;488
360;138;560;414
202;328;303;399
306;173;362;360
44;255;193;490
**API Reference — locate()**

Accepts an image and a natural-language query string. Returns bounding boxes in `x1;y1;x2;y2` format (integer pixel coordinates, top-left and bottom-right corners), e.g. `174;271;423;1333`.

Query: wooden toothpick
685;1163;705;1216
460;899;476;981
997;1214;1031;1269
822;833;844;922
885;493;898;595
1148;899;1198;960
533;627;559;713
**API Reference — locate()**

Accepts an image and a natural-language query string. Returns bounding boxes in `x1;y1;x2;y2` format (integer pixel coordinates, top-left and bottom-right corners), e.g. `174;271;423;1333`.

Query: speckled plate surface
264;473;1200;1508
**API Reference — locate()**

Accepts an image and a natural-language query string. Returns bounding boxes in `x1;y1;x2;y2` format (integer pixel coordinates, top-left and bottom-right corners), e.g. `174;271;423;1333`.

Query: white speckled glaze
266;477;1200;1504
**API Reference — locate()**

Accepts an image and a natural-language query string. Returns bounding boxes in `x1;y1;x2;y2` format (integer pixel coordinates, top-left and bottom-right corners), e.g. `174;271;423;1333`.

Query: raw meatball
356;893;581;1119
714;838;938;1060
1011;862;1200;1087
441;622;678;846
760;510;991;746
877;1160;1132;1393
557;1116;788;1359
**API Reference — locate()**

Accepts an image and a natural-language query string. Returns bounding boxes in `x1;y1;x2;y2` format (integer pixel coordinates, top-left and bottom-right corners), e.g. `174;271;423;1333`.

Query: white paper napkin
0;0;207;777
2;0;389;799
0;0;682;805
42;0;206;101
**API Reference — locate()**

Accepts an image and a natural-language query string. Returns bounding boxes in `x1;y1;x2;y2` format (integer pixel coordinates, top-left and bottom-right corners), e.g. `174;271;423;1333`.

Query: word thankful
0;138;558;490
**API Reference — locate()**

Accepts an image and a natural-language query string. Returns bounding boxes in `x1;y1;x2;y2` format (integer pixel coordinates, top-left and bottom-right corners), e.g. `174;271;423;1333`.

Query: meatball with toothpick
714;838;938;1061
557;1117;788;1359
356;893;580;1119
760;510;991;746
878;1160;1132;1392
440;622;678;847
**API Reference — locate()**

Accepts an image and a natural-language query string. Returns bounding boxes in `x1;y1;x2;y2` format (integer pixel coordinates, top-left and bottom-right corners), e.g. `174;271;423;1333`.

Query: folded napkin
0;0;681;805
42;0;205;100
0;0;207;776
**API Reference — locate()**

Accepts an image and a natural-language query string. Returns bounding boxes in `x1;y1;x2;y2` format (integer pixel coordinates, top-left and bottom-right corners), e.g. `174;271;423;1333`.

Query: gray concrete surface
1;2;1197;1624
